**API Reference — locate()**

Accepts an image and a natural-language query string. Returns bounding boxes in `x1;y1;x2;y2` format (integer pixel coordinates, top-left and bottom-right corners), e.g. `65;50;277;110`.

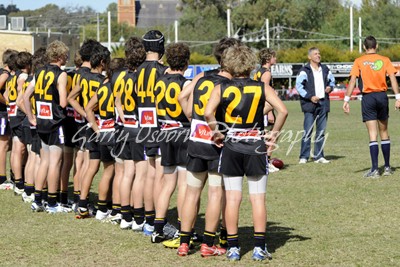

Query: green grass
2;100;400;266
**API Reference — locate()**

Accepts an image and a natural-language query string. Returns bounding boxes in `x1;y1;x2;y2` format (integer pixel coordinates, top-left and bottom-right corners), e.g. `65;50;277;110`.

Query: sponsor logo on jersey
40;105;51;117
142;111;154;125
37;101;53;120
7;103;17;117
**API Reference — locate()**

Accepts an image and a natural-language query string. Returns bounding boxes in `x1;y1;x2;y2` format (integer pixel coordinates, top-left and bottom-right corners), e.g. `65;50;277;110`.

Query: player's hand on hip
28;116;37;126
212;131;225;148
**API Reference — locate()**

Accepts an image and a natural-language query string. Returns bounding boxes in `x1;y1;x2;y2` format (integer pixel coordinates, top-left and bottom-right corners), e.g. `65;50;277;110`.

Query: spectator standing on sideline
343;35;400;178
296;47;335;164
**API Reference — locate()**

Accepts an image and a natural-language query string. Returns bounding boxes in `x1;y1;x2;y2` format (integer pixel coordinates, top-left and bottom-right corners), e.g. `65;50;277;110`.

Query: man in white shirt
295;47;335;164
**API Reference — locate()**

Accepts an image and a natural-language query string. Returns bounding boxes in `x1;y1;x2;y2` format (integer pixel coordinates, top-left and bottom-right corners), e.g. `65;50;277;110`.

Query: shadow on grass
165;208;311;256
267;222;311;252
279;164;292;170
165;207;206;232
237;221;311;256
277;155;345;170
325;155;345;161
355;166;397;174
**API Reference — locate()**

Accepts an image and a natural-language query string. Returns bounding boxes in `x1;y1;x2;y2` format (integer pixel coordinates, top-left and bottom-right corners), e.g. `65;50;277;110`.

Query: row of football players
0;31;287;261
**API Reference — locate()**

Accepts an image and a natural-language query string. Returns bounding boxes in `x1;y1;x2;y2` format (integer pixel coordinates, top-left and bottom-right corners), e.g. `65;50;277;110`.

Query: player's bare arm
179;72;204;120
388;73;400;110
204;84;224;147
85;94;100;133
23;79;36;126
67;82;86;118
265;84;288;134
58;72;68;108
114;94;125;123
343;75;357;114
0;73;8;105
16;75;27;113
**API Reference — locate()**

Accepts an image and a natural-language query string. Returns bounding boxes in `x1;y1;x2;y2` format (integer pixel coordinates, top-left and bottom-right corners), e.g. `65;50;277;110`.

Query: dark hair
107;58;126;78
109;58;125;71
2;49;18;64
125;36;146;70
165;43;190;71
142;30;165;57
16;51;33;70
90;45;110;70
2;49;18;70
259;48;276;65
32;47;47;73
125;36;143;56
80;39;101;62
214;37;242;64
364;35;377;50
74;51;83;67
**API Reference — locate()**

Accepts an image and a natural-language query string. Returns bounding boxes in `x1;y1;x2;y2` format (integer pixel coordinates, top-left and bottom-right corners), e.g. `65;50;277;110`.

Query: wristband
344;96;350;102
396;94;400;100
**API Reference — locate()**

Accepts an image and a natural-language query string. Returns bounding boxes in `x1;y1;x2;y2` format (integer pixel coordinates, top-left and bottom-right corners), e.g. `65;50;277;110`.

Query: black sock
0;175;6;184
369;141;379;171
180;231;191;245
34;189;42;205
220;226;227;240
48;192;58;207
121;205;133;222
111;204;121;216
78;199;88;209
145;210;155;226
133;207;145;224
381;139;390;167
42;188;48;202
203;231;216;247
73;191;80;203
154;218;166;235
15;178;24;190
25;183;35;195
107;201;113;210
22;166;25;181
227;233;239;248
10;170;15;183
60;191;68;205
97;200;108;213
254;232;266;248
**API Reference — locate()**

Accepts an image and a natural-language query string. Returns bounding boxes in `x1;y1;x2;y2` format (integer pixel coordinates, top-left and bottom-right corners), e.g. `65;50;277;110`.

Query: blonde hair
46;40;69;63
221;45;257;77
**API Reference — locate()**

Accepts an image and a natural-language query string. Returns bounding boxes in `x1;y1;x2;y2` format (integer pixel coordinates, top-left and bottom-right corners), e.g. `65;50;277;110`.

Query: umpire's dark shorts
361;91;389;122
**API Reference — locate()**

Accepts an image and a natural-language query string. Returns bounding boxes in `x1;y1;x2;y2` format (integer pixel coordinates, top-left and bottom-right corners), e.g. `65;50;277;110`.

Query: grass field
1;100;400;266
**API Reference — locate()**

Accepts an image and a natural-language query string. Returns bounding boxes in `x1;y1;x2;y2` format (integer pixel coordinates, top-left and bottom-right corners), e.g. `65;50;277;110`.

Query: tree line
4;0;400;62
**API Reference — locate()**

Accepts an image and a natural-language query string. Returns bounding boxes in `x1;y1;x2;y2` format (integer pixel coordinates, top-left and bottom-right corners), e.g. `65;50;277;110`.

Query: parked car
329;84;361;100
